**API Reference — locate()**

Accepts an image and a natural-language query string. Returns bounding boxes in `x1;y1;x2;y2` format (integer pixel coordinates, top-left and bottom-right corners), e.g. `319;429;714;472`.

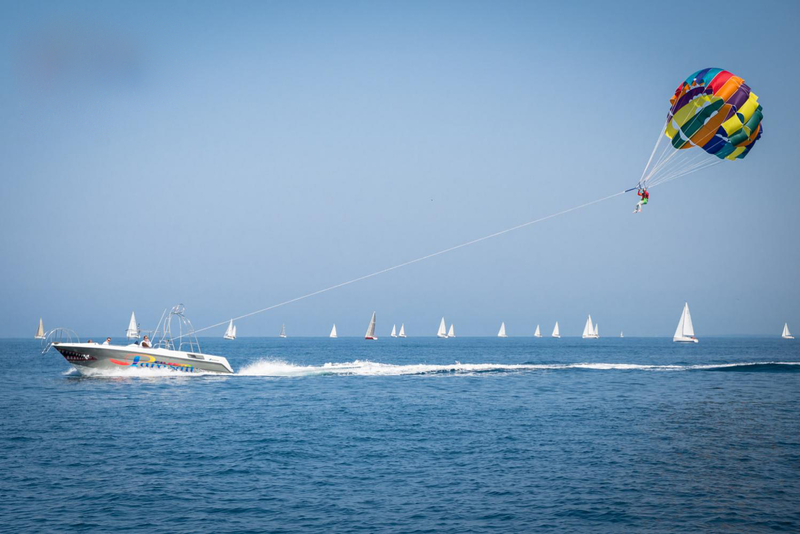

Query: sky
1;0;798;338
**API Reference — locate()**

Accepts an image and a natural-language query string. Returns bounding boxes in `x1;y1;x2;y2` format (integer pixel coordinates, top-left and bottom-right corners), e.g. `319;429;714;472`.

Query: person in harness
634;188;649;213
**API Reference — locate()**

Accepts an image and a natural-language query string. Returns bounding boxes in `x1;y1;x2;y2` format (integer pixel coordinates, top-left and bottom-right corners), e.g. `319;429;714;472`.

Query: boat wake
235;359;800;377
63;360;800;379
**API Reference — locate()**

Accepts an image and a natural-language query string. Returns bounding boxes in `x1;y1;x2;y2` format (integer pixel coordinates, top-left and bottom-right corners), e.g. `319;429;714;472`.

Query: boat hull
673;337;699;343
782;336;794;340
53;343;234;374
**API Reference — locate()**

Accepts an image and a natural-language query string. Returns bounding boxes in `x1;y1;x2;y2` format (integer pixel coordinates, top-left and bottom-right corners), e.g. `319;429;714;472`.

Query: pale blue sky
1;0;798;337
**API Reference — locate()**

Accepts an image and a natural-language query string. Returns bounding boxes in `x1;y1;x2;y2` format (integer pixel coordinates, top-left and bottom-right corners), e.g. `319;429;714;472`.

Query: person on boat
141;335;152;348
102;337;111;345
633;188;649;213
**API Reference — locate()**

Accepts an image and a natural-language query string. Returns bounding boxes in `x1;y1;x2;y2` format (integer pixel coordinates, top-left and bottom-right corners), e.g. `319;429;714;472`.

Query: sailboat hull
782;336;795;340
673;337;699;343
53;343;234;374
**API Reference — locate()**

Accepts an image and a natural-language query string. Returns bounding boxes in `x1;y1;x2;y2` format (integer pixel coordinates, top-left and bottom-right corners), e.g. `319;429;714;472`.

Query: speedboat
46;305;234;375
52;342;233;374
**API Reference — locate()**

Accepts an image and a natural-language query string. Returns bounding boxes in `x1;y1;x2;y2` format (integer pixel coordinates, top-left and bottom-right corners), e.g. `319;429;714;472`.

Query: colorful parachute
667;68;763;160
637;68;763;189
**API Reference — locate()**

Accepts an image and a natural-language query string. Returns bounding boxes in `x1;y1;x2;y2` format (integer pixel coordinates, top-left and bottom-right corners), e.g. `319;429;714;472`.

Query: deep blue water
2;337;800;532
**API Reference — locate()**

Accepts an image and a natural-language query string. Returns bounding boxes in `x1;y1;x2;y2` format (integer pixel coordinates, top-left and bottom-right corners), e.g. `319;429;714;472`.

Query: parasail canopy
637;68;763;190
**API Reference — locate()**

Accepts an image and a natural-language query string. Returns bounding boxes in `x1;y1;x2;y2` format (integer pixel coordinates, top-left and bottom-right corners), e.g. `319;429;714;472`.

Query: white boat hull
673;336;699;343
782;335;794;340
53;343;234;374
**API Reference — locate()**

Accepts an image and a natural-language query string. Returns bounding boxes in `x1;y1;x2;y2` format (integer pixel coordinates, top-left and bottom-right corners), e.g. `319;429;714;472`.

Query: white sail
552;321;560;338
498;322;507;337
594;323;599;338
534;325;541;337
279;324;287;338
398;324;406;337
391;324;397;337
682;304;695;337
673;303;698;342
782;323;794;339
582;315;594;338
125;312;139;340
35;318;45;340
223;319;236;340
620;331;624;338
437;317;448;338
448;324;455;338
330;324;338;338
365;312;377;339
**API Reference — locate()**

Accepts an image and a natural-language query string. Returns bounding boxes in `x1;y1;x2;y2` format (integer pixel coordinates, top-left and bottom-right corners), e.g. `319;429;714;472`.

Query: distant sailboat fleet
36;306;794;340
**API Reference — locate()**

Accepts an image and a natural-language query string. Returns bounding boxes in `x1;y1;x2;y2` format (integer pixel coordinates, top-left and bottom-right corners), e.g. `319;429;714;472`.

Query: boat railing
41;328;80;355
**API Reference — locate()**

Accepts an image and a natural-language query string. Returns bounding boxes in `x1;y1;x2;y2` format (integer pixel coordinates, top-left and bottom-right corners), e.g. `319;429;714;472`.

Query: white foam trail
235;359;710;377
66;360;800;379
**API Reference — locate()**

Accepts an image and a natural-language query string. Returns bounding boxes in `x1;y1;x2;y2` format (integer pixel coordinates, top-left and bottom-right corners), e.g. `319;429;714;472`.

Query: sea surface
1;337;799;532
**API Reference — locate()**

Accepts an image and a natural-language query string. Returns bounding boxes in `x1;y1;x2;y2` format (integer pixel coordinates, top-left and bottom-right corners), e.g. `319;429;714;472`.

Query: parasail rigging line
180;188;635;338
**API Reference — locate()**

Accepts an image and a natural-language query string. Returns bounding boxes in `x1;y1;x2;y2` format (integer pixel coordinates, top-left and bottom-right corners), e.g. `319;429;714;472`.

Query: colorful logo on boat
110;354;194;372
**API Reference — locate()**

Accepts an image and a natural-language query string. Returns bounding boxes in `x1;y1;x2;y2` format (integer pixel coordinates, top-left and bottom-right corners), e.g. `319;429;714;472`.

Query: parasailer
631;68;763;206
633;188;649;214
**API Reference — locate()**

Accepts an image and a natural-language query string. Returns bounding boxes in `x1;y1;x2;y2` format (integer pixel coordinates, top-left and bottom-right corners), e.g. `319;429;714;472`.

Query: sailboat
620;331;624;338
594;323;599;338
330;324;338;338
125;312;139;340
391;324;397;337
365;312;378;340
279;324;287;338
223;319;237;340
673;302;698;343
582;315;598;339
437;317;448;338
552;322;560;338
497;322;507;338
782;323;794;340
534;325;541;338
35;318;45;340
398;324;406;338
448;324;455;338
